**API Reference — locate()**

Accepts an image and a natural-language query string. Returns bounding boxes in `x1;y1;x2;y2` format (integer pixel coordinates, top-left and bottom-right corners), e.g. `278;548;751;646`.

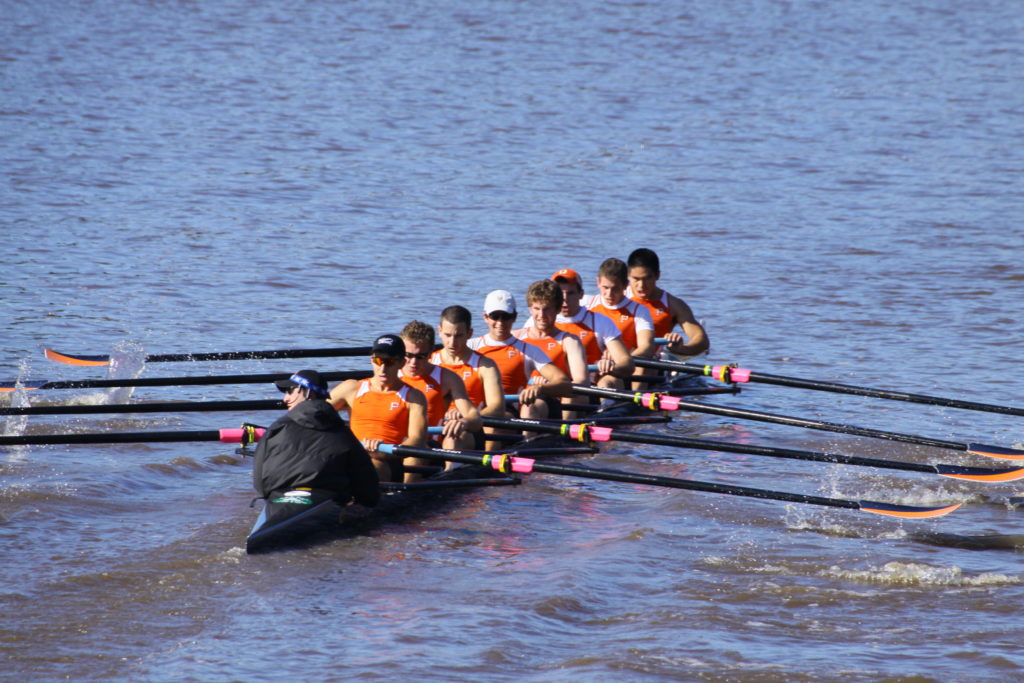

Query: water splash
105;341;146;404
2;359;32;438
823;561;1021;587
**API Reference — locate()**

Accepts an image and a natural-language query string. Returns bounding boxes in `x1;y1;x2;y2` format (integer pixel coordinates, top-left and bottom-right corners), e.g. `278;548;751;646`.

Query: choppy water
3;1;1024;680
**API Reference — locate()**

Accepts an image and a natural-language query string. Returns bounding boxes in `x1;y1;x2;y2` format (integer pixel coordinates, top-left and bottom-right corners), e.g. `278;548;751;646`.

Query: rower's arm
668;295;709;356
328;380;356;411
632;327;655;358
478;359;507;417
604;337;635;379
564;336;591;385
537;363;571;397
403;389;428;448
443;369;482;432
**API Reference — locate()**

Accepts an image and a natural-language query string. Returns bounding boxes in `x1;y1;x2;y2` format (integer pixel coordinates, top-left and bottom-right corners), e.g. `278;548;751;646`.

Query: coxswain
399;319;483;452
549;267;634;388
626;247;710;358
252;369;379;508
467;289;571;420
329;335;428;483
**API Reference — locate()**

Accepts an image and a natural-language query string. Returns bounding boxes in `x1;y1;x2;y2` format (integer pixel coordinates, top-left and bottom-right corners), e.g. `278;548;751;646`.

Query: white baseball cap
483;289;516;315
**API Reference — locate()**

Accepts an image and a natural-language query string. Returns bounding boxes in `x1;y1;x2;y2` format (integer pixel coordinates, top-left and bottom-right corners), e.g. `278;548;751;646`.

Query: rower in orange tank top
584;257;655;357
430;349;485;407
630;290;674;339
626;247;710;357
399;366;445;427
517;329;570;376
553;310;603;364
328;334;428;483
348;378;412;445
401;319;484;453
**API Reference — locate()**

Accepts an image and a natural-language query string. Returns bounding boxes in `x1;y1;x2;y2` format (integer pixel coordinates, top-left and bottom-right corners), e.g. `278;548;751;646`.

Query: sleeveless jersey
554;310;617;364
348;379;411;445
467;334;550;394
586;297;653;351
400;366;446;427
630;291;673;338
515;328;572;377
430;350;486;407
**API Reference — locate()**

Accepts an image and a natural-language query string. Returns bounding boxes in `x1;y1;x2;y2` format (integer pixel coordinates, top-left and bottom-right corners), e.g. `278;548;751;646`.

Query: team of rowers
322;248;709;483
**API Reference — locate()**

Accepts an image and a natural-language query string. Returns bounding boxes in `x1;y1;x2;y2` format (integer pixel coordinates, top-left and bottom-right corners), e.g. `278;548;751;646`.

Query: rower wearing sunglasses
467;289;571;420
398;320;483;453
329;334;428;483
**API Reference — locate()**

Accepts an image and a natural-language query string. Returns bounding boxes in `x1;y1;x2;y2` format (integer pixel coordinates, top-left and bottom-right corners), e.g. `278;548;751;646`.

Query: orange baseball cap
551;268;582;287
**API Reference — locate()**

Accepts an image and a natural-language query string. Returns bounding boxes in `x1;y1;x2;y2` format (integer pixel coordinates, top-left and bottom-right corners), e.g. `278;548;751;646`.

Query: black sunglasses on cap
487;311;515;322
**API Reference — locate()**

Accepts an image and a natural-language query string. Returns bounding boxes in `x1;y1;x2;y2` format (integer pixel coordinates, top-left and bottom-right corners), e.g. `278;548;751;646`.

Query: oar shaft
482;416;937;475
666;398;968;452
0;430;224;446
389;445;858;510
0;400;283;416
5;370;369;391
633;357;1024;417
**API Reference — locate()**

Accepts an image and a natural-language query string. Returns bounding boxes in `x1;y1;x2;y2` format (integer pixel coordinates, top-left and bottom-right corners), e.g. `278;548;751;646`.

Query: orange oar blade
43;348;111;366
858;500;962;519
966;443;1024;461
0;381;43;392
936;464;1024;483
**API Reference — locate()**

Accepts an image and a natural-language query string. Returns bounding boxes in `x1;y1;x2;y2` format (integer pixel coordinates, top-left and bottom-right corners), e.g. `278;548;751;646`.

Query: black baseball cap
371;334;405;359
274;369;329;398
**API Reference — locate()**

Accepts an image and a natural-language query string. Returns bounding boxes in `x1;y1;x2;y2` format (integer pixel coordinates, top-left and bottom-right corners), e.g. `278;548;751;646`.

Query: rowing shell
245;372;704;554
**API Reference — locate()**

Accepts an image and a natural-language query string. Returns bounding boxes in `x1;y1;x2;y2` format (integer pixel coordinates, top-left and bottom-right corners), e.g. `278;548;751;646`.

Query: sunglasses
487;311;515;322
371;356;401;367
404;352;429;360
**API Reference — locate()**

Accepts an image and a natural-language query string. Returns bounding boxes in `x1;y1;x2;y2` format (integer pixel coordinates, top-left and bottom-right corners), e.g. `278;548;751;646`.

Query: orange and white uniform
514;328;574;378
467;334;552;394
540;308;622;364
348;378;412;445
430;350;486;408
630;291;673;338
582;295;654;351
399;366;446;427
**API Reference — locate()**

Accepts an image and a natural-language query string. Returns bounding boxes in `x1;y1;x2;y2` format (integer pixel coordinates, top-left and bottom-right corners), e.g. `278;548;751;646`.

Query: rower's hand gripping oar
380;444;962;520
482;415;1024;484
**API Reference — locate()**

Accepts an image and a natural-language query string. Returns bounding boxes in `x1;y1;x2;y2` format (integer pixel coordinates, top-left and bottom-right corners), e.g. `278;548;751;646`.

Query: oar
0;426;602;464
42;345;377;366
380;444;962;519
42;340;680;367
633;357;1024;418
569;384;1024;461
0;370;370;392
480;416;1024;484
0;426;267;446
0;399;285;415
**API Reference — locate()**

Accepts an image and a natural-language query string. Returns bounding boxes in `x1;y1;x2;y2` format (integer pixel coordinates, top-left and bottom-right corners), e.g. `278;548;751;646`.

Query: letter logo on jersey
390;402;401;412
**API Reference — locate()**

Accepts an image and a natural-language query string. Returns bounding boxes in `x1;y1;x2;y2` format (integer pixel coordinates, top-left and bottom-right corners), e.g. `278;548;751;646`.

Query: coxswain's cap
551;268;582;289
371;334;405;359
483;289;516;315
275;369;329;397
